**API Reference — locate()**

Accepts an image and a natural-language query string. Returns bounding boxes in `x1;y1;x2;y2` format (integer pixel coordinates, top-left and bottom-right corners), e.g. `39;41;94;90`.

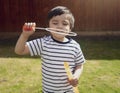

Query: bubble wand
64;62;80;93
36;27;77;36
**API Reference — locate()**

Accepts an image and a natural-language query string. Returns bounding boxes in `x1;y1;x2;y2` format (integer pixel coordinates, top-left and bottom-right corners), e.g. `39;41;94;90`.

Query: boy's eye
63;23;68;26
52;22;58;25
63;22;69;26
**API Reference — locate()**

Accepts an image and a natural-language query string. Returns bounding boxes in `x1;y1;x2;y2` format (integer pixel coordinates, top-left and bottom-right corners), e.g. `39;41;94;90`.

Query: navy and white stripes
26;36;85;92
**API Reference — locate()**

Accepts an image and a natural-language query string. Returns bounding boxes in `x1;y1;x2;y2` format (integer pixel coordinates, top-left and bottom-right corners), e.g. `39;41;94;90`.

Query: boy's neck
52;36;69;43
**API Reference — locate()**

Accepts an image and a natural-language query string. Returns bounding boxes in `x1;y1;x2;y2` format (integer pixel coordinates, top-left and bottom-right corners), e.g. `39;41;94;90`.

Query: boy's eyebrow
52;19;69;23
51;20;58;22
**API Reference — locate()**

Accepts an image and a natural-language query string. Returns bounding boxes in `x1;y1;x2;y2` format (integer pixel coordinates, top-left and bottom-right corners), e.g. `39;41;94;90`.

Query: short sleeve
74;44;85;65
26;38;43;56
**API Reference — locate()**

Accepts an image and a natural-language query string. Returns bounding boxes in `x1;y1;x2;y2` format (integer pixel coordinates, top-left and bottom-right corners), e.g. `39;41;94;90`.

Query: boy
15;6;85;93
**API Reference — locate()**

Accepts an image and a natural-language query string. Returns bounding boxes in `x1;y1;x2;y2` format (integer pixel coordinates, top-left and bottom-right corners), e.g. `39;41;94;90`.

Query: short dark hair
47;6;75;29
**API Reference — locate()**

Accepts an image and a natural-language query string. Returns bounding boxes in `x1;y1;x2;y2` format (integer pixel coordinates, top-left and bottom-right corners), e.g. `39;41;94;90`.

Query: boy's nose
57;23;63;29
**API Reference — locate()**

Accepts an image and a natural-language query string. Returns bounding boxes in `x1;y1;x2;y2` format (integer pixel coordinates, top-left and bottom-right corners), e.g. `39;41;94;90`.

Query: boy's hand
22;22;36;38
68;77;79;87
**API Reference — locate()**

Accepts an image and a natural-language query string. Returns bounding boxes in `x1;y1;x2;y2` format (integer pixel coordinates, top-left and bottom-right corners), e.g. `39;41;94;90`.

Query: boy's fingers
32;22;36;26
67;78;78;87
23;22;36;31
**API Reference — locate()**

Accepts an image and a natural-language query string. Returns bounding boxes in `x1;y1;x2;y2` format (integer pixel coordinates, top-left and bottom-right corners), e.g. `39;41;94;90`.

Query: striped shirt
26;36;85;93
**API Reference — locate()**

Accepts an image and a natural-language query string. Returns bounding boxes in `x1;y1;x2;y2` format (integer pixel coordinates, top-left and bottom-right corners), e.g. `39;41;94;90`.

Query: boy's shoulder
37;35;52;41
70;38;80;45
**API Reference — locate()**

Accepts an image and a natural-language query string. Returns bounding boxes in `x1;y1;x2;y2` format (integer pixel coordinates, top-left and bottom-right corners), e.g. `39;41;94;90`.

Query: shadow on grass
0;36;120;60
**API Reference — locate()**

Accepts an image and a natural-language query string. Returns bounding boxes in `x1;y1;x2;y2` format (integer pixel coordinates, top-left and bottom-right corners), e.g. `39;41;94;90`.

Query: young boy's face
49;14;71;37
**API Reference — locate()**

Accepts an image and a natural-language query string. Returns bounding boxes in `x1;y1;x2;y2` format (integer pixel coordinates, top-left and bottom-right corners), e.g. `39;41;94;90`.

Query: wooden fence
0;0;120;34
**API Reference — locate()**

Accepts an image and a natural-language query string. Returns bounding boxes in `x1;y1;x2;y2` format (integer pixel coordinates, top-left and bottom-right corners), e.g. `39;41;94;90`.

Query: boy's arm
68;64;83;87
15;33;30;55
73;64;83;79
15;23;36;55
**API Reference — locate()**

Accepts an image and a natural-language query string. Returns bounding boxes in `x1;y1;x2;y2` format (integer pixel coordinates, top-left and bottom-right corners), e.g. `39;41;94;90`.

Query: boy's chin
51;33;66;38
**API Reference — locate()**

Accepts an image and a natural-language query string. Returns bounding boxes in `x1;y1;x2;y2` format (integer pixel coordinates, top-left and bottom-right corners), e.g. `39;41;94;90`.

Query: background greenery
0;36;120;93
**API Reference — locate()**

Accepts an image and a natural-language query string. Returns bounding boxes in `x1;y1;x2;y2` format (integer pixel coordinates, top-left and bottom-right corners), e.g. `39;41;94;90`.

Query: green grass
0;38;120;93
0;59;119;93
80;60;120;93
0;58;42;93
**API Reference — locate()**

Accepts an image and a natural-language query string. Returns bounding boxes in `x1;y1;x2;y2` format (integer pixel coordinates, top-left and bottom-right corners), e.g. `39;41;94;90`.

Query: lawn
0;37;120;93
